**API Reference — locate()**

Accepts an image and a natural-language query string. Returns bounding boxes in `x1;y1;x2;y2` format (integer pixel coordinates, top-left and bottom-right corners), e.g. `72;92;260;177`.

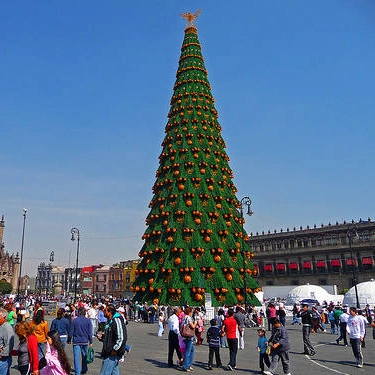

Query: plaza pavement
10;316;375;375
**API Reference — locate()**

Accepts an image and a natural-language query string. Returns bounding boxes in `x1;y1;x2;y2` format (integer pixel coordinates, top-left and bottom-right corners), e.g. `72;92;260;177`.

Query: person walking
70;306;93;375
29;310;49;360
97;305;107;334
257;328;271;374
180;307;197;372
50;308;71;348
0;308;15;375
13;321;39;375
206;318;222;370
264;318;291;375
40;330;71;375
98;305;127;375
298;303;315;356
87;303;98;338
336;308;349;346
222;307;241;371
234;306;246;349
167;307;183;368
347;306;366;368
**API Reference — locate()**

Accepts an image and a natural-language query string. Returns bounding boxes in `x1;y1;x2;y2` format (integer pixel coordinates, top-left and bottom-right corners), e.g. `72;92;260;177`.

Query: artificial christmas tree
132;12;260;307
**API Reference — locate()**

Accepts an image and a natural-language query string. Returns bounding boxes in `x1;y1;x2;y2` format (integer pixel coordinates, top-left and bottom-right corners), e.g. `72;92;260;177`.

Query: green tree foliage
132;22;260;307
0;281;13;294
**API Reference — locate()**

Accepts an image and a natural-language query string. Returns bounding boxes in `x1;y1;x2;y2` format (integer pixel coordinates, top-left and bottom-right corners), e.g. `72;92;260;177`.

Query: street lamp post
239;197;253;312
70;227;80;303
17;208;27;298
347;225;360;309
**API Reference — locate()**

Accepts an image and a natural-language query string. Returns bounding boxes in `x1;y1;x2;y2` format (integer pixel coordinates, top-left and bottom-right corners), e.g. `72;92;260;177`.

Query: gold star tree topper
181;9;201;27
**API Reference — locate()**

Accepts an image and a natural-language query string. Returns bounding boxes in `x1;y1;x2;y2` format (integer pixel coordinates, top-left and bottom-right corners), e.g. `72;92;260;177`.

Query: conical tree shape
132;19;260;307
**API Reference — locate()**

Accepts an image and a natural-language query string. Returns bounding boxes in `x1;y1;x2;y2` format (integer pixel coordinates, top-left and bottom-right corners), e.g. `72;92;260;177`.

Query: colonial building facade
249;219;375;293
0;215;20;292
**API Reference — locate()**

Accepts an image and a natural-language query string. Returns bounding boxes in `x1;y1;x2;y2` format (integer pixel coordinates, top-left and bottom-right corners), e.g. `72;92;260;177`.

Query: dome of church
343;279;375;308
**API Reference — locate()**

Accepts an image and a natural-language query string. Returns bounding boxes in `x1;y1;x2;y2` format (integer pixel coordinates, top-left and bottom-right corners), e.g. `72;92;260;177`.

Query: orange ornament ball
195;293;203;301
216;203;222;210
214;255;221;262
236;294;244;302
174;170;180;176
208;185;214;191
148;278;154;285
200;168;206;174
184;275;192;283
204;235;211;243
194;218;201;225
149;286;154;292
167;236;174;243
193;153;199;158
186;200;193;206
225;273;233;281
178;184;185;191
174;257;182;265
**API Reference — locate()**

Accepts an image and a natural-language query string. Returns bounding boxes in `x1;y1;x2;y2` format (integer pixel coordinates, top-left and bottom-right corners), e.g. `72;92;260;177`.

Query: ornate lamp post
239;197;253;312
17;208;27;298
70;227;80;303
347;225;360;308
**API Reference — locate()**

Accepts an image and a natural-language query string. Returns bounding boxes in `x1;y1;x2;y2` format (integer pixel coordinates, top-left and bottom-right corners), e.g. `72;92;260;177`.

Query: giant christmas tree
132;12;260;307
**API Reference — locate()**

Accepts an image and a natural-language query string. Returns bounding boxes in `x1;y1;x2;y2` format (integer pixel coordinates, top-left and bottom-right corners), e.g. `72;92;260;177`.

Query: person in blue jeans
70;307;93;375
98;305;127;375
181;307;197;372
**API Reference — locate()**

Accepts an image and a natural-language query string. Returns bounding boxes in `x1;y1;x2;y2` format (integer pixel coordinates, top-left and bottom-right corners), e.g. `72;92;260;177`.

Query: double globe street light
239;197;253;312
70;227;80;303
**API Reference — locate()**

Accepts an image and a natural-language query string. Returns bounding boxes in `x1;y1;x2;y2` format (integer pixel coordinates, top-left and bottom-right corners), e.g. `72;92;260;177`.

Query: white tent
343;279;375;308
286;284;343;305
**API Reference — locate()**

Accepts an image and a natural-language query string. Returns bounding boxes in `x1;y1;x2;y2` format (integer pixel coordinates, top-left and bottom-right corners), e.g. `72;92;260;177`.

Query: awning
289;262;299;270
316;260;326;268
276;263;285;271
302;261;312;269
264;264;273;271
346;258;357;266
362;257;373;265
331;259;341;267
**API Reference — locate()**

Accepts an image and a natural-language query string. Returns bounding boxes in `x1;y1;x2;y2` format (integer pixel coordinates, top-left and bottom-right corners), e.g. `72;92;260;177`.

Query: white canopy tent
343;279;375;308
286;284;343;306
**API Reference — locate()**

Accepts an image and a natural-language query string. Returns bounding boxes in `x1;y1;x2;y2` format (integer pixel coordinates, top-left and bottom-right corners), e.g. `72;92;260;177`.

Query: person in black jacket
264;318;291;375
298;304;316;356
98;305;127;375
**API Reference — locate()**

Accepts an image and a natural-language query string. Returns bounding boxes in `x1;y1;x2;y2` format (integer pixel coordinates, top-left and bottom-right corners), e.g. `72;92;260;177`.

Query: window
326;236;332;245
297;239;302;248
311;238;317;247
277;242;282;249
317;237;323;246
289;240;295;249
272;243;276;250
284;240;289;249
303;239;309;248
104;275;107;282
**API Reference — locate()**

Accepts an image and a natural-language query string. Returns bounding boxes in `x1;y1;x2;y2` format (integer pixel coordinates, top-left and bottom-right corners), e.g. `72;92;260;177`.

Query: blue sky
1;1;374;277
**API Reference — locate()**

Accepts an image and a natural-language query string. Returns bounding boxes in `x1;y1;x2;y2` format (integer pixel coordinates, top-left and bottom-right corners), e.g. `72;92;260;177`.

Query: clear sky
1;1;374;277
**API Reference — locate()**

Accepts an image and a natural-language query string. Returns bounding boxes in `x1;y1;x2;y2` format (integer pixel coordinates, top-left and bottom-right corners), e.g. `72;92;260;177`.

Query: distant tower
132;13;260;307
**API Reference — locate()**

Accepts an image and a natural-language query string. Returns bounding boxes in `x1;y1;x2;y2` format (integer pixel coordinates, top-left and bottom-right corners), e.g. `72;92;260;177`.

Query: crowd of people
1;295;375;375
0;297;128;375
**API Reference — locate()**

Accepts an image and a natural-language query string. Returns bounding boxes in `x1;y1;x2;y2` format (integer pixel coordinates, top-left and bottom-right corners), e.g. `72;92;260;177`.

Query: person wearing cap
263;318;291;375
298;303;315;356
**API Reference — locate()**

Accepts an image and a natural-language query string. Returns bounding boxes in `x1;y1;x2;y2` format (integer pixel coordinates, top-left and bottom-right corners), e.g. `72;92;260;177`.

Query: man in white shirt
167;307;183;368
347;307;366;368
336;308;349;346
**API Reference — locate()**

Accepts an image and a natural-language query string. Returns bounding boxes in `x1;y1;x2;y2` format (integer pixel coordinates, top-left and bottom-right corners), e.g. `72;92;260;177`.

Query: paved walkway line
306;341;350;375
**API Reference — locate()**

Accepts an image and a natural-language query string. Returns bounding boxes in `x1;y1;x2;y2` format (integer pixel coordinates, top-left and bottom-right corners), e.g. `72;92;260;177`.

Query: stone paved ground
10;317;375;375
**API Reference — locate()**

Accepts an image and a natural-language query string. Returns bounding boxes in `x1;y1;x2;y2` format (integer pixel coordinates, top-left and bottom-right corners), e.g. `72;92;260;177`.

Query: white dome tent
286;284;343;306
343;279;375;308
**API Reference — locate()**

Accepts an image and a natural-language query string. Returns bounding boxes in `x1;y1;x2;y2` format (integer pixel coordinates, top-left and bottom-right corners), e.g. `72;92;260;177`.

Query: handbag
265;344;272;355
180;324;195;338
87;347;95;364
38;356;47;370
